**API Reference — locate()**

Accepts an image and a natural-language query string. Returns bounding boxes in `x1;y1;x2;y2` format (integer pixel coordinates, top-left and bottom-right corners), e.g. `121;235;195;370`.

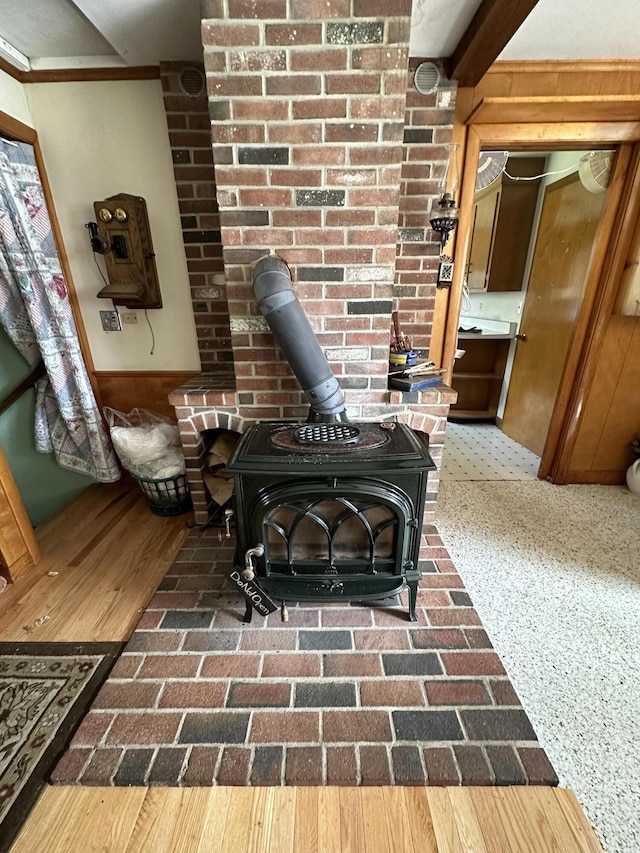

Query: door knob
515;333;527;341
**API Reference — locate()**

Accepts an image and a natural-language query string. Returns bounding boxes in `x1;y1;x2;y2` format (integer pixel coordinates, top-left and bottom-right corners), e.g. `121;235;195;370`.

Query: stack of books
388;361;446;392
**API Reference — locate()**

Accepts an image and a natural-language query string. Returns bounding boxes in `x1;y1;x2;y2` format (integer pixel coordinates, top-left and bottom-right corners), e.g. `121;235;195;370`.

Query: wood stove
227;420;435;621
224;255;436;621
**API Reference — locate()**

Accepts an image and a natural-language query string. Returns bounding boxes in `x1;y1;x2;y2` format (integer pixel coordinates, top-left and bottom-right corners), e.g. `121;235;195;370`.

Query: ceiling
409;0;640;61
1;0;639;72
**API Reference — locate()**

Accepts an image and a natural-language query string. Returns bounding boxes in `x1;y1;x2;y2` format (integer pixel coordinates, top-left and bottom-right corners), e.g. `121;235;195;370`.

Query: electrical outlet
100;310;121;332
478;300;484;313
121;312;138;324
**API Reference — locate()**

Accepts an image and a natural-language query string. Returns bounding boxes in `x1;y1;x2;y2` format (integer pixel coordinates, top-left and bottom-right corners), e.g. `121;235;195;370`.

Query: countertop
457;318;517;340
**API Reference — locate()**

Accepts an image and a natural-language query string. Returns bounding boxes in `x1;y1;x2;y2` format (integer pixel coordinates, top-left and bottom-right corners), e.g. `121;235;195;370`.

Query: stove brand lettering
228;570;278;616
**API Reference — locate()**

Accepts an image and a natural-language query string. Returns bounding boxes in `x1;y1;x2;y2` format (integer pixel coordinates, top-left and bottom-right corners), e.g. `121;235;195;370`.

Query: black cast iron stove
227;420;435;621
225;255;435;622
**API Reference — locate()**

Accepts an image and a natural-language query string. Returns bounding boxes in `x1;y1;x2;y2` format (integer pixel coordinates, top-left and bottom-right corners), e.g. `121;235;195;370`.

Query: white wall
24;79;200;371
0;68;32;127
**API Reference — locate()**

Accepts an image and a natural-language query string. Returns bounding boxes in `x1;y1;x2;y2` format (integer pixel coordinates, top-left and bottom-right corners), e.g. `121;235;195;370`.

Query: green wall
0;326;92;527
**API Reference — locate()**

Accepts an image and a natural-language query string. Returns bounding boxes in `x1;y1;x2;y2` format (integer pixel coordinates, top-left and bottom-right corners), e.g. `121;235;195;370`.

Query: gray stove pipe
253;255;347;421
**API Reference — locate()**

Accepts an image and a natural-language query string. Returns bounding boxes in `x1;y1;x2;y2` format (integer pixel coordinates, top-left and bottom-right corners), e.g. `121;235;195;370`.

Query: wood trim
0;57;25;82
0;109;36;144
23;66;160;84
443;126;482;383
446;0;540;87
551;144;640;482
429;89;474;370
489;60;640;76
468;122;640;147
467;96;640;125
1;59;160;84
94;371;200;420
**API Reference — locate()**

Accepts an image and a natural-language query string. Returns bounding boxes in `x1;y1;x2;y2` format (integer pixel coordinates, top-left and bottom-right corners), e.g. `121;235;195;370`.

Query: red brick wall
162;8;460;523
160;61;233;374
201;0;413;421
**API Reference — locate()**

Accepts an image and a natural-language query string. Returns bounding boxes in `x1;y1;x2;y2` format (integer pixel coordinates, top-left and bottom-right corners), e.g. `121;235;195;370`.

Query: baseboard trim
563;469;627;485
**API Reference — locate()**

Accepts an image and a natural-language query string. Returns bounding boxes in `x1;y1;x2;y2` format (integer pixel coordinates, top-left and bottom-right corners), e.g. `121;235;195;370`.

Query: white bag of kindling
104;407;186;479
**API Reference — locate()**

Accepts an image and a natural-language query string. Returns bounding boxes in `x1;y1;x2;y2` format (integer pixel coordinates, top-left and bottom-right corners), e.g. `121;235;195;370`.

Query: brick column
160;61;233;374
201;0;412;422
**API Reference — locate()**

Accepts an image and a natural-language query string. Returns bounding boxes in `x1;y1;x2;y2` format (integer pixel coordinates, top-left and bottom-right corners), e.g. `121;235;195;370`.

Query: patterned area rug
0;642;121;853
51;530;558;789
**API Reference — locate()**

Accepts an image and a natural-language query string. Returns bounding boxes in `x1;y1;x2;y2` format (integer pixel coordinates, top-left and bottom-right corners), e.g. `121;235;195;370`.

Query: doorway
448;147;611;477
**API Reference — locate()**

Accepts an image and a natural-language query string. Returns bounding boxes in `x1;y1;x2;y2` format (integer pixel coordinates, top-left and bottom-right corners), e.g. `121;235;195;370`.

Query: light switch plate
100;310;121;331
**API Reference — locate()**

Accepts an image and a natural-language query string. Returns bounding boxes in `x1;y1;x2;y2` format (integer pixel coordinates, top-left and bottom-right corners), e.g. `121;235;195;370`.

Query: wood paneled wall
94;372;199;421
569;316;640;482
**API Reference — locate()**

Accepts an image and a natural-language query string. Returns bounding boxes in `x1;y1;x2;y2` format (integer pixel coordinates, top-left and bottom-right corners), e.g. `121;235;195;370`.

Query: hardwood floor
1;485;604;852
10;785;603;852
0;480;191;642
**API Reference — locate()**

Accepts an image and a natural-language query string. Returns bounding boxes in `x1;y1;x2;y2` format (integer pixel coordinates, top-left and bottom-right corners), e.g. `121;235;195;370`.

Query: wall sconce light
430;195;459;250
430;143;460;252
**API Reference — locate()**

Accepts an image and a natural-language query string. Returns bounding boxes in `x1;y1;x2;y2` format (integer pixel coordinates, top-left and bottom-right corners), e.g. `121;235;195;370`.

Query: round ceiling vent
179;66;205;98
413;62;440;96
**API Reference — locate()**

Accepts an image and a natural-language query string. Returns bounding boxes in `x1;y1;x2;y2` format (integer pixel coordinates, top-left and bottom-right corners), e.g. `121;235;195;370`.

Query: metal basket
133;473;192;517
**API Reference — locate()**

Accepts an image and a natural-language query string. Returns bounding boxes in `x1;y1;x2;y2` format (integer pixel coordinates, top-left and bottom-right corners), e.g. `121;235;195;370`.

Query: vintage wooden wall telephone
86;193;162;308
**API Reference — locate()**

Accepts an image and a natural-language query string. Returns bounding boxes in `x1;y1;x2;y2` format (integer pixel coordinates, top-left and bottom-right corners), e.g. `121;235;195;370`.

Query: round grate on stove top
294;423;361;445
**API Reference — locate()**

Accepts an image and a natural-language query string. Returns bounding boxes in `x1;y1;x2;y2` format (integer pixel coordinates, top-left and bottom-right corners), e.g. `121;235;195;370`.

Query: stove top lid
227;421;436;473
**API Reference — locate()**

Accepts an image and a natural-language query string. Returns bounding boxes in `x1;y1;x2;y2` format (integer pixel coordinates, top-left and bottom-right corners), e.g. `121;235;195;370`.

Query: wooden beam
446;0;540;87
467;95;640;125
24;66;160;84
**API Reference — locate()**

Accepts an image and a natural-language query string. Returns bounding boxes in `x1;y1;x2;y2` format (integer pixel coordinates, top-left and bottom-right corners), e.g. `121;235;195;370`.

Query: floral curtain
0;136;120;482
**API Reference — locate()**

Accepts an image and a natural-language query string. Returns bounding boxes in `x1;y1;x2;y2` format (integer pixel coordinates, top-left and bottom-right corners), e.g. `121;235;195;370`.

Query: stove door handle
224;508;234;538
242;543;264;581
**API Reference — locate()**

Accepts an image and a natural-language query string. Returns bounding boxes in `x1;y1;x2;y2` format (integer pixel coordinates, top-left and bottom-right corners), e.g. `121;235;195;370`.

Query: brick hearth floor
51;527;558;788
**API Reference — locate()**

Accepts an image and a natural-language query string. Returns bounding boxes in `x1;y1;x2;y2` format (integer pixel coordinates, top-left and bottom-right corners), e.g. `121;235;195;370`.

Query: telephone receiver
85;221;128;258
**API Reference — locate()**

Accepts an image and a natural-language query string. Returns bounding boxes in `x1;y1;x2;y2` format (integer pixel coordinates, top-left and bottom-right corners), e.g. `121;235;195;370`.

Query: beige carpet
436;477;640;853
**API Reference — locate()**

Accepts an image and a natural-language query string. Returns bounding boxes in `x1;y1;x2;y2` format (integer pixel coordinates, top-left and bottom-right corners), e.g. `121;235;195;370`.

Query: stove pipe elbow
253;255;346;420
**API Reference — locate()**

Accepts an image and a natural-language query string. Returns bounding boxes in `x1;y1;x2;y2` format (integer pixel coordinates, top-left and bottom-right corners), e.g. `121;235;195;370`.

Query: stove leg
242;598;253;624
407;578;419;621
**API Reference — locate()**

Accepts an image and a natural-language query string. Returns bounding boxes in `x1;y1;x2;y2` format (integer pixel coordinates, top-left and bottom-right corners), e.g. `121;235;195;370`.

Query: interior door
502;173;606;457
466;186;500;291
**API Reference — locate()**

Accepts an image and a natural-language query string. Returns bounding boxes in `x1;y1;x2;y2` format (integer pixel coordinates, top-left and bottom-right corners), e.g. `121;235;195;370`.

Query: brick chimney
201;0;413;421
170;1;458;524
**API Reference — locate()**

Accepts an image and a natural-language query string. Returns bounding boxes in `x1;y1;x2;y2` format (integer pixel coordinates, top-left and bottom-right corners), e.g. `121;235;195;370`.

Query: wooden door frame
0;109;102;408
442;118;640;482
1;109;103;577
